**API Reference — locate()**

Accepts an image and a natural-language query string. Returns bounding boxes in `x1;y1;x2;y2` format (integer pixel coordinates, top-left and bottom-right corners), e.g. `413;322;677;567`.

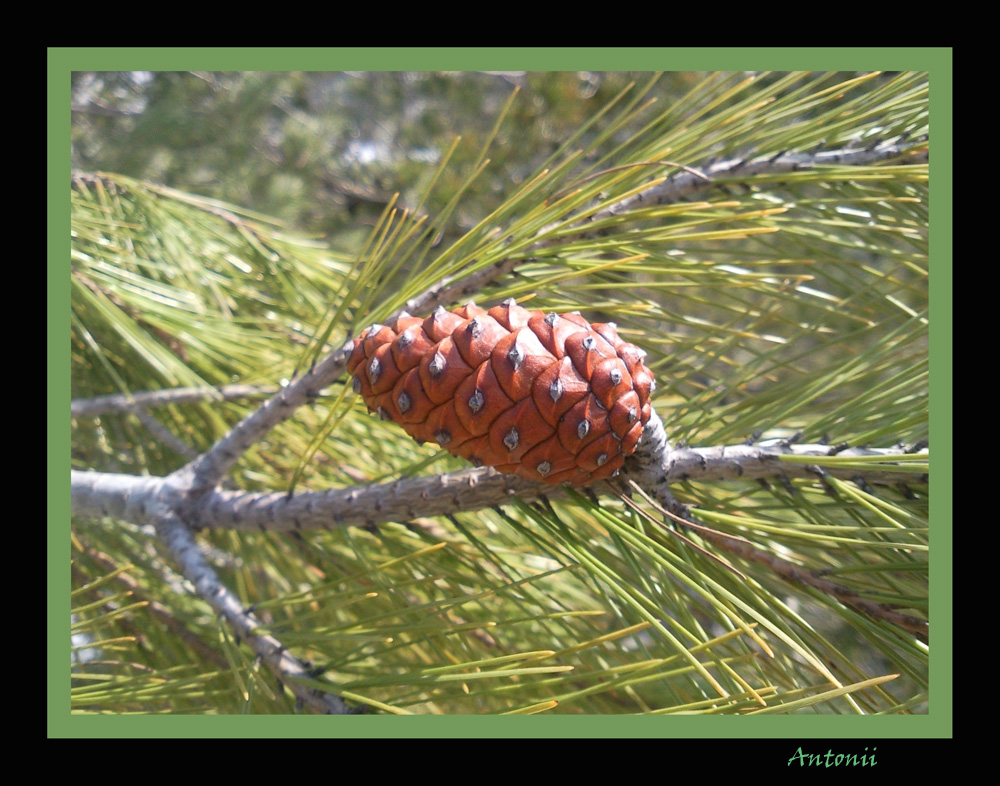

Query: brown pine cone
347;299;655;486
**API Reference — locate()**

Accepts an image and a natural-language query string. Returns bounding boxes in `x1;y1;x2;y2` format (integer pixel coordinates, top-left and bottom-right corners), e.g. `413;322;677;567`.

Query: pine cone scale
454;362;513;437
491;328;555;402
531;356;589;427
417;338;472;405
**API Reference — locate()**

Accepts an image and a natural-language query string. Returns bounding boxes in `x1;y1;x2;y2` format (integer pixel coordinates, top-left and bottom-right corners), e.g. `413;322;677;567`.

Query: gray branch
173;258;527;494
70;240;535;712
625;413;928;641
132;409;199;460
71;384;276;418
629;412;928;488
71;427;925;536
71;472;356;713
590;138;927;222
153;505;356;714
170;344;355;493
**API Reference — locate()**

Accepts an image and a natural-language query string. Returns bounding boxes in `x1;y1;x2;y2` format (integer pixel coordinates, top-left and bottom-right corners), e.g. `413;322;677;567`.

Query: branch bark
152;504;356;714
589;138;928;222
71;431;926;535
71;384;277;418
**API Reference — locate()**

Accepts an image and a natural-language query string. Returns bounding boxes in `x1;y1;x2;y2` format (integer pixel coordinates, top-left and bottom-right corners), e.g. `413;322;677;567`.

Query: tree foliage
70;71;930;716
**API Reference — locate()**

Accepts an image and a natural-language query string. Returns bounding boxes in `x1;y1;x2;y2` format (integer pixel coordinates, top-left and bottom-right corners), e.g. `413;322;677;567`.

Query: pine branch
71;73;930;714
692;521;929;642
71;471;357;713
623;415;928;641
620;480;928;643
591;137;928;220
73;385;928;648
71;433;924;534
71;400;928;644
153;507;357;714
70;246;561;711
632;412;927;487
170;341;355;493
535;137;928;248
169;260;528;493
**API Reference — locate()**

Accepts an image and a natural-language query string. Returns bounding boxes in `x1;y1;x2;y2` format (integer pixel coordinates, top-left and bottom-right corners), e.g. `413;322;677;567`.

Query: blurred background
72;71;714;240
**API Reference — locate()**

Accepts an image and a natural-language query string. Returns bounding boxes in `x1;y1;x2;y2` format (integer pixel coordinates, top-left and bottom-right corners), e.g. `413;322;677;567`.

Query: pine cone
347;299;655;486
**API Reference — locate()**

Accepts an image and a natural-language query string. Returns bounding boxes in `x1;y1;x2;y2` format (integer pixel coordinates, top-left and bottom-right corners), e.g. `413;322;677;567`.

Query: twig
132;409;199;461
71;384;277;418
71;541;230;669
70;467;527;532
169;263;523;496
70;471;359;712
590;138;927;221
622;488;929;642
151;503;356;714
535;137;927;247
170;344;355;493
657;502;929;643
626;413;928;642
70;240;544;712
663;442;927;486
73;438;928;646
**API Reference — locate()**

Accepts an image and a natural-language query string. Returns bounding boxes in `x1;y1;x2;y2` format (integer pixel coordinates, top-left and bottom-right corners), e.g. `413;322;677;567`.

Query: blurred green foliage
72;72;713;236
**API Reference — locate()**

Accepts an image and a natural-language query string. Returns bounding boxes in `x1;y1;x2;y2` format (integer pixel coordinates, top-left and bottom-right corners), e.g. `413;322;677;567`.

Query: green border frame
50;49;952;738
